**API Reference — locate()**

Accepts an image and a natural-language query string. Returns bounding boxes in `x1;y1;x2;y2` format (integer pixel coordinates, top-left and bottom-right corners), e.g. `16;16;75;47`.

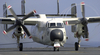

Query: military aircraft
1;0;100;51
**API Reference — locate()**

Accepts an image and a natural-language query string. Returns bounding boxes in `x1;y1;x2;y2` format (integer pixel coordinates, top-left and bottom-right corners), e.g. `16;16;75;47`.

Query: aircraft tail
67;3;77;18
71;3;77;18
21;0;25;15
3;3;7;17
3;3;7;30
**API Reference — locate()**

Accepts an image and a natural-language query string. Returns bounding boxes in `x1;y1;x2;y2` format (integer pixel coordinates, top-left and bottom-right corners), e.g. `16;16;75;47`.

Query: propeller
3;5;36;38
80;2;89;40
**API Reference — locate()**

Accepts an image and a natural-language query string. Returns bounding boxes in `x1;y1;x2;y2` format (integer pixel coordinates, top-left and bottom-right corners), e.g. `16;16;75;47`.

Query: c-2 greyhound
1;1;100;51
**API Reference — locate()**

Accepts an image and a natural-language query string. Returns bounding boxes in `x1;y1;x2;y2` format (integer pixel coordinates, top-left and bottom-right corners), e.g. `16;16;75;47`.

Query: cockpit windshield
57;23;62;27
48;23;64;28
50;23;55;27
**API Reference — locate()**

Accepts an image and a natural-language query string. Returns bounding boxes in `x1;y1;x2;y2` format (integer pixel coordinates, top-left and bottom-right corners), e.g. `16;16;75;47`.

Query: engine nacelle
73;24;88;38
14;26;24;36
72;24;83;34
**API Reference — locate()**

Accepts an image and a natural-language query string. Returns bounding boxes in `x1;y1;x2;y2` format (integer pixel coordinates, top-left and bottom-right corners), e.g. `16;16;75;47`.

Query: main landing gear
75;42;79;51
19;43;23;51
54;47;59;51
74;37;81;51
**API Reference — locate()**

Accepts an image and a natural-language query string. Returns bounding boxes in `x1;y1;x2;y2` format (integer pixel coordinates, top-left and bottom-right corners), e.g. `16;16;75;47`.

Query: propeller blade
7;5;19;20
21;24;31;37
22;10;36;21
84;25;89;38
3;24;17;34
81;2;85;18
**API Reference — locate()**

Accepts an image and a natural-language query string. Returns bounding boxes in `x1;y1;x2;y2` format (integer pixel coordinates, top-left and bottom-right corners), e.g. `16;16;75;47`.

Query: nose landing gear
54;47;59;51
53;42;60;51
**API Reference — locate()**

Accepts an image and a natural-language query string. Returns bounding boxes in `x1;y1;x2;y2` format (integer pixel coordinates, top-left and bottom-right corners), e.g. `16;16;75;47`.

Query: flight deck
0;47;100;55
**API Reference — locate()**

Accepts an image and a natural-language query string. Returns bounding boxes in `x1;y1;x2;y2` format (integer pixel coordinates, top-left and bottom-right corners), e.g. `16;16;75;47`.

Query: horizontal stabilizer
67;14;76;16
7;14;68;17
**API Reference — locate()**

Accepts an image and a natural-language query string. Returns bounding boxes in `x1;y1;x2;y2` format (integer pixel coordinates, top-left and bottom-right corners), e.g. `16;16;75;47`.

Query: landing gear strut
54;47;59;51
19;43;23;51
75;42;79;51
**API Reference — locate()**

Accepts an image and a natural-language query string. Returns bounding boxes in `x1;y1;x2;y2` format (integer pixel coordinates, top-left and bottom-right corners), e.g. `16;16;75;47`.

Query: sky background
0;0;100;48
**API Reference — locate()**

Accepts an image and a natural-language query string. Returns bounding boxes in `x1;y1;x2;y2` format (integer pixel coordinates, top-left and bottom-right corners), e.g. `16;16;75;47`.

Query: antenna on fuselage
57;0;59;15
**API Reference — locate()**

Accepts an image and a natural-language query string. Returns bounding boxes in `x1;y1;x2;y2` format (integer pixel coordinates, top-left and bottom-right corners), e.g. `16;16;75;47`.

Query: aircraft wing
63;16;100;25
63;18;79;25
0;17;39;25
87;16;100;23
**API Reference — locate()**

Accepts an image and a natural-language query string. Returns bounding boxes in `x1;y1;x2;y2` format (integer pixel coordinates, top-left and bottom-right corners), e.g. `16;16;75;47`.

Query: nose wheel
54;47;59;51
19;43;23;51
75;42;79;51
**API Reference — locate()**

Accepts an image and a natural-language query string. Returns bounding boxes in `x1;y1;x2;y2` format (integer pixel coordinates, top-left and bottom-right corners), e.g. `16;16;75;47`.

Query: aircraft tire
54;47;59;51
19;43;23;51
54;47;56;51
57;48;59;51
75;42;79;51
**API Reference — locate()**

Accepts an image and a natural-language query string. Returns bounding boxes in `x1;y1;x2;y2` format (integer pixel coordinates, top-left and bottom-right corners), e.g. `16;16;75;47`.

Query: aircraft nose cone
50;29;63;41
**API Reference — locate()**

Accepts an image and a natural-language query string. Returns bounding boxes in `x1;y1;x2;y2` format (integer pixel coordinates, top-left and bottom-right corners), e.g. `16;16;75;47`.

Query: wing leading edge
63;16;100;25
0;17;40;25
